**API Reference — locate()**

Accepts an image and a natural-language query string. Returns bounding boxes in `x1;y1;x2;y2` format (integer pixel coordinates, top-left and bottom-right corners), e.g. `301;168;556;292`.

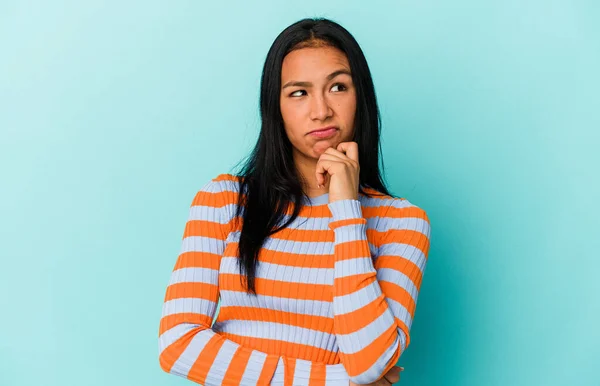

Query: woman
158;17;431;386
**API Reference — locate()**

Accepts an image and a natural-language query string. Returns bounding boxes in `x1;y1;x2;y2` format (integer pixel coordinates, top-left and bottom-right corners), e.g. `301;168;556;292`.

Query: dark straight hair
231;17;396;295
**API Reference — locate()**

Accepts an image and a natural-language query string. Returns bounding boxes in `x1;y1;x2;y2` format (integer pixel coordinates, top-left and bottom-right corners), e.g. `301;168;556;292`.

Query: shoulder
360;186;430;233
192;173;242;208
201;173;242;192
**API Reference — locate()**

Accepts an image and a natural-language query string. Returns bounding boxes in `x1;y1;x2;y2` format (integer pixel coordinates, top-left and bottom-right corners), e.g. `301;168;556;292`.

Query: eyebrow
282;69;352;89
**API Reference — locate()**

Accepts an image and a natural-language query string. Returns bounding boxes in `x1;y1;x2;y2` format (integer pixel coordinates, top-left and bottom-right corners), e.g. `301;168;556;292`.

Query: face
280;45;356;160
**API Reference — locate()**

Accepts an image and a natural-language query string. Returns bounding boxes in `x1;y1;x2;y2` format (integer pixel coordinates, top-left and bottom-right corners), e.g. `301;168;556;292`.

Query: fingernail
400;367;404;371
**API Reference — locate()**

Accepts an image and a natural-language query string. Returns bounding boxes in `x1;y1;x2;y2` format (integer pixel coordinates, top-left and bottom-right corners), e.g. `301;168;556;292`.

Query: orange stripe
339;323;399;378
382;228;430;255
284;357;297;386
187;334;225;384
164;281;218;302
270;226;332;242
332;240;372;262
257;355;280;385
218;331;340;365
220;274;333;302
158;326;200;372
333;272;377;296
229;242;333;268
309;362;326;386
183;219;228;239
329;217;366;229
380;281;416;317
382;205;428;221
396;317;412;348
159;313;212;335
285;204;334;218
191;190;225;208
173;251;221;270
222;345;252;385
334;294;388;334
374;254;423;288
218;306;333;332
214;173;240;183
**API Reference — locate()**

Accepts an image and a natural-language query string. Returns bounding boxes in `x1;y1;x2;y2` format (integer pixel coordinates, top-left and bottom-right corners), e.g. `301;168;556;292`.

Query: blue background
1;1;598;385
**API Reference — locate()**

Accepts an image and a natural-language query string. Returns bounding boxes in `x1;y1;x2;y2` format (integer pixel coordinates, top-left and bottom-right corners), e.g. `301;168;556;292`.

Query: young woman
158;17;431;386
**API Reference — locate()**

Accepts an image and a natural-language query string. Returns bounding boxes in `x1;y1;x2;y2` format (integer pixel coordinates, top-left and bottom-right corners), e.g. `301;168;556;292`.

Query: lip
308;126;339;139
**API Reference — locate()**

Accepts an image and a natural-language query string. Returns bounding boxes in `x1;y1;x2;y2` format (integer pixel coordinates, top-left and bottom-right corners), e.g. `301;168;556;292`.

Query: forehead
281;46;350;80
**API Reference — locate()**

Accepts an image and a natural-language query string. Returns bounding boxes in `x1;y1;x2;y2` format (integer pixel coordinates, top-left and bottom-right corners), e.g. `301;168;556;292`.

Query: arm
158;178;279;385
328;198;431;384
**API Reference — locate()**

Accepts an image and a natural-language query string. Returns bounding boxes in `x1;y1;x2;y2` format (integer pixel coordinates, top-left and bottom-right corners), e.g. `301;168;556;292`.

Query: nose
309;93;333;121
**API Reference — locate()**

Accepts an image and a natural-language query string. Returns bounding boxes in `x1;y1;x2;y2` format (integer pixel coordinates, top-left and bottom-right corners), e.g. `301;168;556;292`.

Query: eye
290;90;306;97
288;83;347;98
331;83;347;92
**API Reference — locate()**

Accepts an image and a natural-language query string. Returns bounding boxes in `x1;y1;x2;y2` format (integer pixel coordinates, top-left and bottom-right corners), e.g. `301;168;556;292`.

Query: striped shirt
158;173;431;385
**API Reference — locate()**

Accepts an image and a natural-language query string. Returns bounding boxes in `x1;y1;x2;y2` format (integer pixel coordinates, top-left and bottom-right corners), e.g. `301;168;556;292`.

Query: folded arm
328;198;431;384
158;179;279;385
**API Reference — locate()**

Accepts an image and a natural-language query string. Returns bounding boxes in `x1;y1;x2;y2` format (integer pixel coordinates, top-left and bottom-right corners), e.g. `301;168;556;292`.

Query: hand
348;365;403;386
315;141;360;203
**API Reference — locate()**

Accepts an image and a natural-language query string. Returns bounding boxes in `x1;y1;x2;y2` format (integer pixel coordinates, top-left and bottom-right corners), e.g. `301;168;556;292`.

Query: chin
312;139;342;155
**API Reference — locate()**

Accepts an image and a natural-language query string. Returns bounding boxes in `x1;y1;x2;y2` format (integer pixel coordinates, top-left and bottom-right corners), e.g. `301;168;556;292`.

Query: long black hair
230;17;396;295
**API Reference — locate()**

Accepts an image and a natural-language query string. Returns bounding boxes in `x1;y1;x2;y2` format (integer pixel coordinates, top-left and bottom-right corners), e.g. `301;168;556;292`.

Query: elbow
158;352;170;374
158;340;173;374
158;330;178;375
348;334;406;384
349;371;391;385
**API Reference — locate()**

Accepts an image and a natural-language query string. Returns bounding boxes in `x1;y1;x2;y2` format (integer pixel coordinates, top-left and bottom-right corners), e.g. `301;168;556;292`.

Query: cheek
281;105;304;132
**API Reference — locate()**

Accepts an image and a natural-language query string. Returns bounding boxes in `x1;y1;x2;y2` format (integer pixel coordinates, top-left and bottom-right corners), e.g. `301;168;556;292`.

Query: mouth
307;126;339;139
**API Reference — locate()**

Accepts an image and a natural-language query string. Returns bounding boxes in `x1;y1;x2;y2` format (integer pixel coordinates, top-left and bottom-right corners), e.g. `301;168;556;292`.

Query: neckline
301;190;366;206
302;192;330;206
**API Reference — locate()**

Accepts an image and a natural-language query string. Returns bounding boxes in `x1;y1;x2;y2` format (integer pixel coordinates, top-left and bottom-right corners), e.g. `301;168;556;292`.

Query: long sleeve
327;198;431;384
158;179;280;385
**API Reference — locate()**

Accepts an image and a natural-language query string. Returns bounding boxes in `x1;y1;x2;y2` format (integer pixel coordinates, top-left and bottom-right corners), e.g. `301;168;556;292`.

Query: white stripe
212;320;336;352
168;267;218;285
226;231;377;256
292;358;312;386
349;333;403;384
333;282;382;315
218;291;333;318
239;350;268;385
331;223;368;243
220;257;333;285
158;323;197;355
180;235;225;254
378;215;430;234
387;297;414;331
204;339;239;384
334;257;376;278
169;331;212;377
270;357;286;385
377;268;419;303
377;243;427;272
188;205;225;223
162;298;217;318
336;310;396;354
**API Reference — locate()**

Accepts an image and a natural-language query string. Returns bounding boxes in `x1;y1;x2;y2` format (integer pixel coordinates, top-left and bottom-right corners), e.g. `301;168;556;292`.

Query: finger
314;158;336;186
323;146;352;161
381;375;393;385
383;366;401;383
318;152;347;163
384;373;400;383
315;158;345;186
336;141;359;164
